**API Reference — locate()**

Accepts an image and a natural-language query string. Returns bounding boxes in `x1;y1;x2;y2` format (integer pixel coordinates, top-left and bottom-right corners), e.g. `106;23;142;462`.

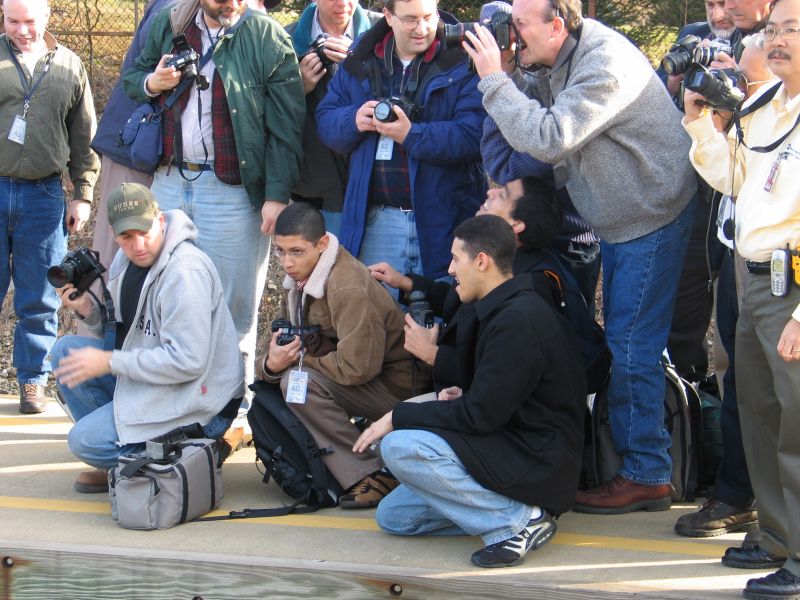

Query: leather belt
171;159;212;172
745;260;770;274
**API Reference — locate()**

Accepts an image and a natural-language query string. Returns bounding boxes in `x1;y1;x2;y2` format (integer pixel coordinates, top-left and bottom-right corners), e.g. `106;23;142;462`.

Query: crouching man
52;183;244;493
354;216;586;568
258;202;423;508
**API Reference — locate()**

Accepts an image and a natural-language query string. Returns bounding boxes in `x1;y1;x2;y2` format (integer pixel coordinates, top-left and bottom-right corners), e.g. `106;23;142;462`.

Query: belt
171;159;212;172
745;260;770;274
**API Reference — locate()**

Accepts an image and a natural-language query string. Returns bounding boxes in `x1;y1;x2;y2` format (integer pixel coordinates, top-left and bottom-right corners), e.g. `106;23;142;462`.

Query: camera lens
46;264;73;288
374;100;396;123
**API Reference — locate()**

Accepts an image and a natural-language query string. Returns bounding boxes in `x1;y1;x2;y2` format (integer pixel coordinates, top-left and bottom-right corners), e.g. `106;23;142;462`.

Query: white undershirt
19;48;48;76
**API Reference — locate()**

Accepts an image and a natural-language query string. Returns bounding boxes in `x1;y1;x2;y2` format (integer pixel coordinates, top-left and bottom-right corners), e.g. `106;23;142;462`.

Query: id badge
375;135;394;161
285;369;309;404
7;115;26;145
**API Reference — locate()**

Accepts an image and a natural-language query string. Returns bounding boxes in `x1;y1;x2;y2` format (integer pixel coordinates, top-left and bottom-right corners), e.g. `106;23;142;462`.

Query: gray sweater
479;19;696;243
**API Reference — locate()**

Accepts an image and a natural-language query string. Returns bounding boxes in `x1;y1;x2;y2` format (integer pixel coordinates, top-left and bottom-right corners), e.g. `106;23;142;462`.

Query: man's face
512;0;561;67
706;0;735;38
384;0;439;61
476;180;523;226
764;0;800;87
724;0;772;30
116;213;166;268
317;0;357;32
200;0;247;27
448;238;483;303
274;234;327;282
3;0;50;53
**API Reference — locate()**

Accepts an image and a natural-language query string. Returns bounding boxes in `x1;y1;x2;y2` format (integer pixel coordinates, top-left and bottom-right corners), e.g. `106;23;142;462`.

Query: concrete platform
0;395;766;599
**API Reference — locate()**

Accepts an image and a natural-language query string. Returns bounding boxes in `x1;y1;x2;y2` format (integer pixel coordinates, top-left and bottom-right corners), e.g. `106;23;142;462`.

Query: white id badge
7;115;26;145
285;369;309;404
375;135;394;160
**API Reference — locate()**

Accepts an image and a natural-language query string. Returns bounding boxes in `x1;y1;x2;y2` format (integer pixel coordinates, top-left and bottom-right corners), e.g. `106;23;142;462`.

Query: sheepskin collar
283;233;339;324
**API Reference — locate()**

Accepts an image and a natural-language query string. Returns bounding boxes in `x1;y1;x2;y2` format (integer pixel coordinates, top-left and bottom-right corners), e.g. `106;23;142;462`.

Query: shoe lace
22;383;41;396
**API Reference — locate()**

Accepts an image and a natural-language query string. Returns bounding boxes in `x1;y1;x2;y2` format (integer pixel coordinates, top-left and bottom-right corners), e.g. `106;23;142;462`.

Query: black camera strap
100;279;117;352
379;35;425;106
733;81;800;153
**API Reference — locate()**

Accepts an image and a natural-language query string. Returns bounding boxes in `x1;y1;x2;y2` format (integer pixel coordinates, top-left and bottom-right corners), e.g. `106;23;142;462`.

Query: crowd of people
2;0;799;595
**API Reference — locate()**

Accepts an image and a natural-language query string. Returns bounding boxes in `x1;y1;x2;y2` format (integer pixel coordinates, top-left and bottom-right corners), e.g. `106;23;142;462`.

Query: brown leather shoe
573;475;672;514
19;383;47;414
74;468;109;494
339;471;400;509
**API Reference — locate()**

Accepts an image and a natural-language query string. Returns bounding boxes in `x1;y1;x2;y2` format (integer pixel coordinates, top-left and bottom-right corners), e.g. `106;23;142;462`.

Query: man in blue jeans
51;184;244;493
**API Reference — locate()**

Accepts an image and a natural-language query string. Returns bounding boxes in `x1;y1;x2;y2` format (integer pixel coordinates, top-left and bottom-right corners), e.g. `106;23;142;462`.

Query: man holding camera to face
315;0;486;294
257;202;423;509
51;183;244;494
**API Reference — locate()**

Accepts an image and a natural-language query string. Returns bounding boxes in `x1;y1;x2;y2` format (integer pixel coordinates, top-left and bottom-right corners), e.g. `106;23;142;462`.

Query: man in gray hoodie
464;0;696;513
51;183;244;493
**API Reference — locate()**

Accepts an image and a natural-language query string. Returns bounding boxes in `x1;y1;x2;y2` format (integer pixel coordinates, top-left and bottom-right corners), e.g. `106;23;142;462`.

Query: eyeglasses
273;240;319;260
762;26;800;42
392;12;439;29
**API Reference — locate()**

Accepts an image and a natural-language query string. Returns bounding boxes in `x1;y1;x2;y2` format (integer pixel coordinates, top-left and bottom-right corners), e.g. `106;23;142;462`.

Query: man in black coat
353;215;586;568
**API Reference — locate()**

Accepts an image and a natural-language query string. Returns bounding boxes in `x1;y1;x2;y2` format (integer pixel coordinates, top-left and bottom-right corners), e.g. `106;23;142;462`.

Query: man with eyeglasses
123;0;303;435
464;0;697;515
316;0;486;298
683;1;800;596
257;202;423;509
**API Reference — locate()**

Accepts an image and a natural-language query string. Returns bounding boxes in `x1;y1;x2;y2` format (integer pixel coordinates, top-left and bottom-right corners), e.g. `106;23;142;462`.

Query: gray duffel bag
109;437;222;530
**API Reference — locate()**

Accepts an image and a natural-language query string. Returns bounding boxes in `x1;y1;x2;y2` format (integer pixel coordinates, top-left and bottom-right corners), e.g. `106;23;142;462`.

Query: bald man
0;0;99;413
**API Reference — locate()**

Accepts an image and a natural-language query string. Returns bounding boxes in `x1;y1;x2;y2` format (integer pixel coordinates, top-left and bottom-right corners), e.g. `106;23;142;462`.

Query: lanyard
6;39;53;119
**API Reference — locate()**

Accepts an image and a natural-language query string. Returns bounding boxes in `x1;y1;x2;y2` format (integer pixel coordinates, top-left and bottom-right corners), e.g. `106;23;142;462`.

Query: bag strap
194;489;323;521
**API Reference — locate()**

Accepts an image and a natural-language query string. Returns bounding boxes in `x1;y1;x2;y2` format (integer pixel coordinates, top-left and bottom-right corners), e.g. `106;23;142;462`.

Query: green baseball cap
107;183;159;236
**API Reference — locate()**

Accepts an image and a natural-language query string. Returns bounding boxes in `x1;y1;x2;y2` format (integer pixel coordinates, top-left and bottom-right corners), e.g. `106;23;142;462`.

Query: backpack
581;360;703;501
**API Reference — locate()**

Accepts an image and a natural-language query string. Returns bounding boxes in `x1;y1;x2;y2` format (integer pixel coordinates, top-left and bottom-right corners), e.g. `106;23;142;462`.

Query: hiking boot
722;544;786;570
470;510;557;568
218;426;244;464
744;568;800;600
339;471;399;509
573;474;672;514
19;383;47;414
74;468;109;494
674;498;758;538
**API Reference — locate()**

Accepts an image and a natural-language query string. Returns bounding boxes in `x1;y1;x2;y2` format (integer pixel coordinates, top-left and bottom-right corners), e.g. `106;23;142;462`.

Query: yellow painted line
0;496;109;515
552;532;727;558
0;417;70;426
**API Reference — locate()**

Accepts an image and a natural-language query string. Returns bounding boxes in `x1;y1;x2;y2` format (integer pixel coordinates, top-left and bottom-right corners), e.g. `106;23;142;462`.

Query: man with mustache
683;1;800;596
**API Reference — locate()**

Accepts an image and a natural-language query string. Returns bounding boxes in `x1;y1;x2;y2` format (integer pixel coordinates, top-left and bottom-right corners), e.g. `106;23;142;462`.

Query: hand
403;313;439;366
368;262;412;292
777;318;800;362
462;26;504;78
437;386;462;401
66;200;91;233
320;35;352;63
265;331;303;373
53;347;112;388
709;51;738;71
353;411;393;453
260;200;287;235
666;73;683;97
56;283;94;317
356;100;379;133
299;52;325;94
145;55;182;94
374;105;411;144
682;88;708;122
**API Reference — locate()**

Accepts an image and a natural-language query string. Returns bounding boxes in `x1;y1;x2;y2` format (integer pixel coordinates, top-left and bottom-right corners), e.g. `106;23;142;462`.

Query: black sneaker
470;510;557;568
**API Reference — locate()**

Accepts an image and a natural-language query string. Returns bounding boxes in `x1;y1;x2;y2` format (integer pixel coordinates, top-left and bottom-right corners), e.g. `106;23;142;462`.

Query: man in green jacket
123;0;304;435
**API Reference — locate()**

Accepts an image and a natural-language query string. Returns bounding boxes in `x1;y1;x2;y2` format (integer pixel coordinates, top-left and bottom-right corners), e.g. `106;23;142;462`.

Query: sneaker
471;510;557;568
338;471;399;509
19;383;47;414
74;468;109;494
674;498;758;538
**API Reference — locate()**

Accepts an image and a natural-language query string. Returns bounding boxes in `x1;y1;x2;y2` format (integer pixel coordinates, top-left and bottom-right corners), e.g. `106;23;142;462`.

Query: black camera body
661;35;732;75
47;247;106;300
444;11;514;51
145;423;204;461
307;33;336;72
684;65;745;112
270;319;322;346
166;34;200;80
407;291;435;328
374;96;417;123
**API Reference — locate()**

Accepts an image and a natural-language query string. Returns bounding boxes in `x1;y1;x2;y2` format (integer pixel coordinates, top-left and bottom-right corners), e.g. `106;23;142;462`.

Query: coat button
241;160;246;166
231;109;237;115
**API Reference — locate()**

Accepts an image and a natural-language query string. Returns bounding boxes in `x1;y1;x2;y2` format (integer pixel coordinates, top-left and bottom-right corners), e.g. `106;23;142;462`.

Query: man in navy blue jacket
316;0;486;292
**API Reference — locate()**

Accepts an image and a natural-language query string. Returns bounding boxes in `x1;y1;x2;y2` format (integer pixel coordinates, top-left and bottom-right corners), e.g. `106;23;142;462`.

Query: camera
444;11;514;51
660;35;731;75
145;423;204;461
47;247;106;300
407;291;435;328
684;65;745;112
270;318;321;346
306;33;336;72
166;34;200;81
374;96;417;123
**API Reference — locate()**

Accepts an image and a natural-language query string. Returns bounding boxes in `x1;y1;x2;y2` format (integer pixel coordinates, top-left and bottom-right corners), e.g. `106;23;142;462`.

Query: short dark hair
275;202;326;241
382;0;438;15
453;215;516;276
511;177;563;250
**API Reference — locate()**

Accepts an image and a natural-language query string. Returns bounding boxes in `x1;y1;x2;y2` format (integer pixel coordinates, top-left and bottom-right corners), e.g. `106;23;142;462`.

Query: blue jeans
0;175;67;385
52;335;232;469
321;209;342;239
150;168;268;409
357;206;424;300
601;199;694;485
376;430;535;546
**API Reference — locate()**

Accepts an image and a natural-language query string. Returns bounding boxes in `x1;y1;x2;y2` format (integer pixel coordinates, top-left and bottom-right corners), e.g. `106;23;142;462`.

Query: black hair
511;177;563;250
275;202;326;242
453;215;516;276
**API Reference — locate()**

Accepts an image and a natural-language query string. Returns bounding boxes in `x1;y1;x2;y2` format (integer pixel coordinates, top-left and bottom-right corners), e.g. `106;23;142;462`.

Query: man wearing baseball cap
51;183;244;493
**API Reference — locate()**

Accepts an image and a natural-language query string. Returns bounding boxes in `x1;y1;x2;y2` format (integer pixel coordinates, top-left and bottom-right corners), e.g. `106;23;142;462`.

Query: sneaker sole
573;495;672;515
338;499;380;509
74;482;109;494
675;520;759;538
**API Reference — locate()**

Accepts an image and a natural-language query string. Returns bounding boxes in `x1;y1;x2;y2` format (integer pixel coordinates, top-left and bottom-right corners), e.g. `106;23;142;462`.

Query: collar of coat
283;233;340;320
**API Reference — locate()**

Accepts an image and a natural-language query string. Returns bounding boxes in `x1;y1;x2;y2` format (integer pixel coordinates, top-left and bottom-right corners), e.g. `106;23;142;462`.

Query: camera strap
733;81;800;153
100;278;117;352
379;35;425;105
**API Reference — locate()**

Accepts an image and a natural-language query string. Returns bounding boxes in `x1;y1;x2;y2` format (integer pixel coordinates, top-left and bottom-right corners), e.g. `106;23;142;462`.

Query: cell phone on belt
771;248;791;297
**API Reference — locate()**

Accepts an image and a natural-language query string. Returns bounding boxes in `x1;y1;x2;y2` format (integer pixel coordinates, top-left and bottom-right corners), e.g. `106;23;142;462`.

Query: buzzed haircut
512;177;563;250
275;202;326;241
454;215;516;276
